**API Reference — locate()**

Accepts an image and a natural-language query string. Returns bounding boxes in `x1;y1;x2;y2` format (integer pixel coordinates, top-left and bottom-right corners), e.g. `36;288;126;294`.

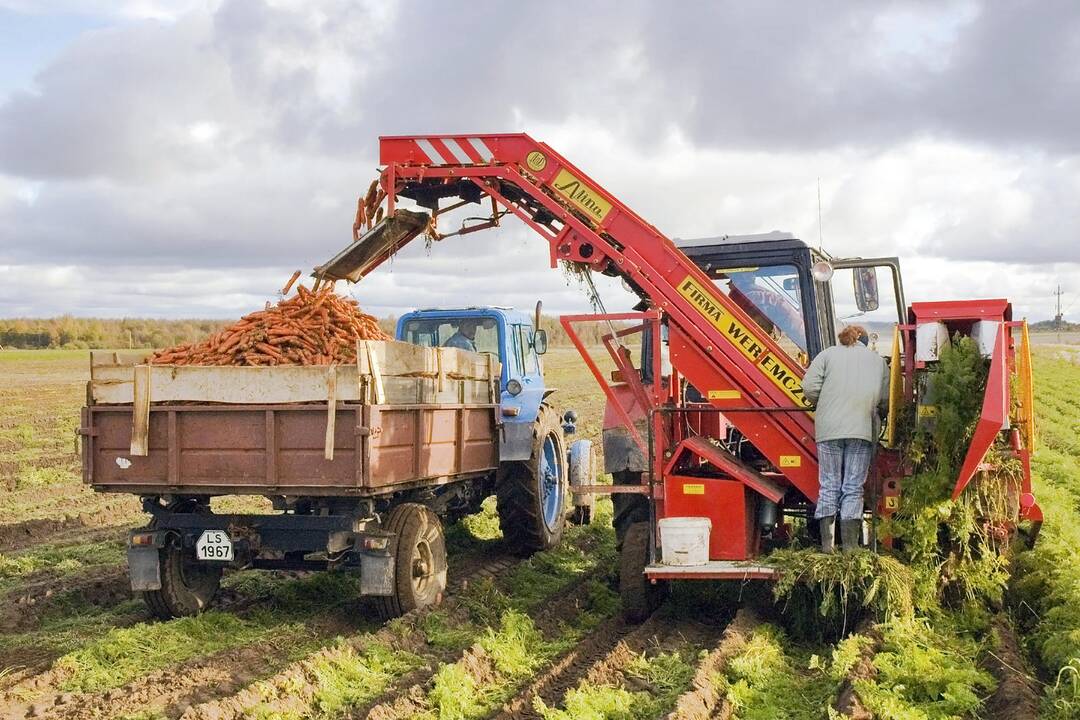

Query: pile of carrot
149;274;389;366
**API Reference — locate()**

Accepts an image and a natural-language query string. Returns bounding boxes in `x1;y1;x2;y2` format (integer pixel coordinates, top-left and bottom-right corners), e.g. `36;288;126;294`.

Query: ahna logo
552;169;612;223
525;151;547;172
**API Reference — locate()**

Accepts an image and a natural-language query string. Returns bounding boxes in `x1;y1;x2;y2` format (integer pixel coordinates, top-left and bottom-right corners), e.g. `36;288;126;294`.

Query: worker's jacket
802;344;889;443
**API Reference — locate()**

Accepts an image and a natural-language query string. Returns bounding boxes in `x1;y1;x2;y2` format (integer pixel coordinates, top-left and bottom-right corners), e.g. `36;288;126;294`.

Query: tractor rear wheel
619;521;666;623
497;405;567;556
143;536;222;620
376;503;447;620
612;470;649;550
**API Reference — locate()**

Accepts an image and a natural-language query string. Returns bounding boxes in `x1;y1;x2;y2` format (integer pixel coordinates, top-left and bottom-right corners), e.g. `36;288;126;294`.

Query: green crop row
1010;352;1080;717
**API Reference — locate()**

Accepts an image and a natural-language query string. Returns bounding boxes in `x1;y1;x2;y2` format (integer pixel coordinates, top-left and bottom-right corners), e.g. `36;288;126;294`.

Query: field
0;342;1078;719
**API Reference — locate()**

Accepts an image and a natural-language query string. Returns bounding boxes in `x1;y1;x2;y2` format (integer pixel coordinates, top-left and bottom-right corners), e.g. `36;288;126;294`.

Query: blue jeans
814;439;873;521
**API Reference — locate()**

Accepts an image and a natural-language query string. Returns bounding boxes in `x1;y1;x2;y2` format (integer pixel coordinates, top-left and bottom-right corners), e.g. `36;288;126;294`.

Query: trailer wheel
143;537;222;620
619;521;665;623
376;503;447;620
497;405;567;556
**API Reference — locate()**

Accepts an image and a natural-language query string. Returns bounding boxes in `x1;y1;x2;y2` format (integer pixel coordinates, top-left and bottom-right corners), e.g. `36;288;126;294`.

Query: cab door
825;257;906;355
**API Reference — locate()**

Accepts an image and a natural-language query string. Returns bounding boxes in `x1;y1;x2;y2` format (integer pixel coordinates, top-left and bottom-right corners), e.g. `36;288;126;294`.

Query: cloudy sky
0;0;1078;322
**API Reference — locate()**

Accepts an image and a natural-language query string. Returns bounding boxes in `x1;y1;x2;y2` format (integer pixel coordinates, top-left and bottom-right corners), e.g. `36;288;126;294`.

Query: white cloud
1;1;1079;324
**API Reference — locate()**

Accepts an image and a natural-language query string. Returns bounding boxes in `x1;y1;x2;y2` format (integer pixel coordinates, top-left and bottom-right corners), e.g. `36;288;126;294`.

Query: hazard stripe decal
415;138;449;165
441;137;474;164
414;137;494;165
467;137;494;161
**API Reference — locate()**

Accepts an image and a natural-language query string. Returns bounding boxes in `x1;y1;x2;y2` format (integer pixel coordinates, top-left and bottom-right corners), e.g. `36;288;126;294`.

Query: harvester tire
620;521;665;623
612;470;649;550
376;503;447;620
143;536;222;620
497;405;568;556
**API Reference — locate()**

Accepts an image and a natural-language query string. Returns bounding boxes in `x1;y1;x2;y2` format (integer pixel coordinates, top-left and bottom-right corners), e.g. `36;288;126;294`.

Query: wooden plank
324;367;337;461
130;365;151;456
363;341;385;405
93;364;495;405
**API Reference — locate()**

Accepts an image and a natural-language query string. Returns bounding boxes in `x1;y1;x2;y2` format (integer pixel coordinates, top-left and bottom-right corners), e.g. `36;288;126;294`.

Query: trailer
82;330;591;619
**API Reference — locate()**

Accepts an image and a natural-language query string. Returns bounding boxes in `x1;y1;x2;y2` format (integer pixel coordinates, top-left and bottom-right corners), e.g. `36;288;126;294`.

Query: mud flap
127;545;162;591
359;551;395;596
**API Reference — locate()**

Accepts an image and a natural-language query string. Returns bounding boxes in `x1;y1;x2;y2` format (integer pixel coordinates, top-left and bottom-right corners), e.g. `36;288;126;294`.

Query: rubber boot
818;516;836;554
841;520;862;553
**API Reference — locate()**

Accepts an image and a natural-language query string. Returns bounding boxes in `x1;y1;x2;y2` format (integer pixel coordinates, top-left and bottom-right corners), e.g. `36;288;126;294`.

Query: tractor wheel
612;470;649;550
497;405;568;556
619;521;666;623
376;503;447;620
143;536;222;620
567;439;595;526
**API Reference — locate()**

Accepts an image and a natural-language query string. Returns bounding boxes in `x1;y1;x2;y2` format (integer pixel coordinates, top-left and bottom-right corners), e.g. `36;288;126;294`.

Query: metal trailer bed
79;343;504;619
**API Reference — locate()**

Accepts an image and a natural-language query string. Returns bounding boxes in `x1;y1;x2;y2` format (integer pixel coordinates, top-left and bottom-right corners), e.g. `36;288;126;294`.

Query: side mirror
854;267;880;312
534;329;548;355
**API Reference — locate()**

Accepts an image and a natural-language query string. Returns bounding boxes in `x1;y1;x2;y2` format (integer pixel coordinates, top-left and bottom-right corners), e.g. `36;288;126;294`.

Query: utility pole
1054;285;1064;330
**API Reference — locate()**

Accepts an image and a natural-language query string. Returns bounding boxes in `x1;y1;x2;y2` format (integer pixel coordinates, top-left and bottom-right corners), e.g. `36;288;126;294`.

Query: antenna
817;177;823;252
1054;284;1064;329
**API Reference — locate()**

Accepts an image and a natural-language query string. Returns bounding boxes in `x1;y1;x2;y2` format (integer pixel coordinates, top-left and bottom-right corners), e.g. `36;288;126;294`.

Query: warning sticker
677;275;812;409
682;483;705;495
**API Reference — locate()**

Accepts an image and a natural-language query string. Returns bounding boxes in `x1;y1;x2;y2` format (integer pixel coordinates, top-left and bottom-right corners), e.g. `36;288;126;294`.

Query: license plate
196;530;234;562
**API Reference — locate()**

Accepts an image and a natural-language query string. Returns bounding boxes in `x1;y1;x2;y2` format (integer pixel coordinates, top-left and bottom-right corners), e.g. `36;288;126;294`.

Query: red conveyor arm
371;133;821;501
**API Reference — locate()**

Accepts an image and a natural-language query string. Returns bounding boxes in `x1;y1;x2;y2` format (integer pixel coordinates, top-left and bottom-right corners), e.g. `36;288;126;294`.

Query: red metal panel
909;299;1011;323
667;436;786;504
952;324;1009;500
664;475;758;561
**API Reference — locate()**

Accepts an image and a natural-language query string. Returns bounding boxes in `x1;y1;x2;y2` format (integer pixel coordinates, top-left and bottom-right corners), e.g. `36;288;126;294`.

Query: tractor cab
675;232;907;362
609;232;908;543
396;305;563;462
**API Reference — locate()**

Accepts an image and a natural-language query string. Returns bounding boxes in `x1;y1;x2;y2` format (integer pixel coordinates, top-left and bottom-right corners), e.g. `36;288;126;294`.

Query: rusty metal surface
84;402;498;497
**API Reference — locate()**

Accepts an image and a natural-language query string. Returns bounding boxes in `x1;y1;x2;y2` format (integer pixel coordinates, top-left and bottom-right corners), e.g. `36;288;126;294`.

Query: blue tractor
396;304;595;553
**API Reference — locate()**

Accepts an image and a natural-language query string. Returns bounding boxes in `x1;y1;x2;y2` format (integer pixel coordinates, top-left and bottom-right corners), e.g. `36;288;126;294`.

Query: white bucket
658;517;711;566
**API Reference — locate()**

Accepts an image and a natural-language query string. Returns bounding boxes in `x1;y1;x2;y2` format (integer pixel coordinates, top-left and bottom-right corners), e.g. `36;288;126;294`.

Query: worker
444;319;479;352
802;324;889;553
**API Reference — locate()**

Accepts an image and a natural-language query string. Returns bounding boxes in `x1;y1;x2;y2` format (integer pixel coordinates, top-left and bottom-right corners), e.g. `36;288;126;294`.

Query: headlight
506;379;523;396
812;261;834;282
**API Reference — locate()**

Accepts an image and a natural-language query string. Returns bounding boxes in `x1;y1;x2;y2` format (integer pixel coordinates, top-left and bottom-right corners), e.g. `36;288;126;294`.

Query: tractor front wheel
619;521;666;623
497;405;568;555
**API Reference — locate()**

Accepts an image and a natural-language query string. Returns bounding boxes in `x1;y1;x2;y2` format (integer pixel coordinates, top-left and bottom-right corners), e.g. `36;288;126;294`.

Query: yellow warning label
779;455;801;467
707;389;741;400
884;496;900;510
552;168;612;224
677;275;812;409
682;483;705;495
918;405;937;418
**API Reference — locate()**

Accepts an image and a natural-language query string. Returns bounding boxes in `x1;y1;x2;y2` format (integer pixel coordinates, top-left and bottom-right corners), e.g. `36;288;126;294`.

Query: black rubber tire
619;521;665;623
376;503;447;620
612;470;649;550
497;405;568;556
142;536;222;620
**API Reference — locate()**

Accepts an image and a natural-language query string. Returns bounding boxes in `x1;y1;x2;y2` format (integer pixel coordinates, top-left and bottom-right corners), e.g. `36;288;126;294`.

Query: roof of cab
674;231;803;248
403;307;535;325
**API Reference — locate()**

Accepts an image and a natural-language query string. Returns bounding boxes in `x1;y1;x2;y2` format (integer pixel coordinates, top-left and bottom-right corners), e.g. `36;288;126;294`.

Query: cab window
402;318;500;356
709;264;808;361
519;326;539;376
829;267;902;356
